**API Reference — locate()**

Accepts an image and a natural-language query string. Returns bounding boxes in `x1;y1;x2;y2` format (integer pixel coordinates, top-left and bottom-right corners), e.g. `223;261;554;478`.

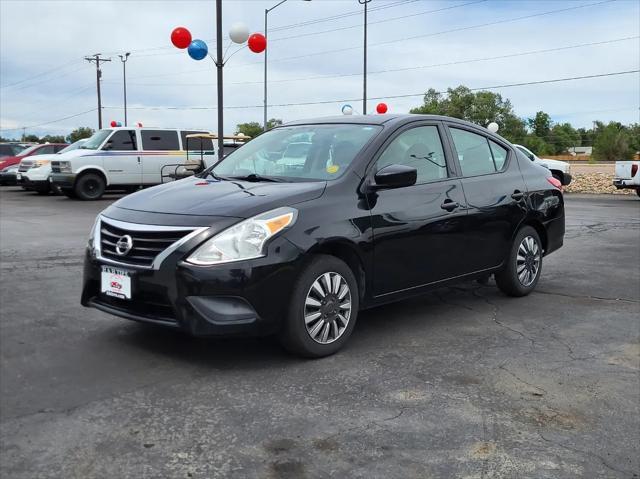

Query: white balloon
487;122;499;133
342;104;353;115
229;22;250;44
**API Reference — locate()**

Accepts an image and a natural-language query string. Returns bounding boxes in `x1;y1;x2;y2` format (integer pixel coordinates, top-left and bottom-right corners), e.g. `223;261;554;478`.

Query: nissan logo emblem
115;235;133;256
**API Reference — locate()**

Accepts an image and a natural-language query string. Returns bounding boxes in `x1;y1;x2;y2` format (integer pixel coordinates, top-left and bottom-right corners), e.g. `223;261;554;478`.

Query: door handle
441;199;460;212
511;190;524;201
137;157;141;164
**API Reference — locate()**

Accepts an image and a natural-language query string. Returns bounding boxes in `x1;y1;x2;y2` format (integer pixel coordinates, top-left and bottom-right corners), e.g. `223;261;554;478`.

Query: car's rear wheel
75;173;105;201
495;226;542;297
279;255;359;358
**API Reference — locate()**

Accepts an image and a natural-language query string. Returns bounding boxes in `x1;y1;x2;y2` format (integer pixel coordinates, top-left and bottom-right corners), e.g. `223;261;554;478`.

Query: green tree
22;134;39;143
592;122;633;161
40;134;66;144
235;118;283;139
527;111;551;139
409;85;526;141
627;123;640;153
66;127;94;143
548;123;580;155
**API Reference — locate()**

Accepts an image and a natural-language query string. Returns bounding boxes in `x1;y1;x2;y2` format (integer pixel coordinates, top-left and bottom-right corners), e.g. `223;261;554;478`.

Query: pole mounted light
118;52;131;127
263;0;311;131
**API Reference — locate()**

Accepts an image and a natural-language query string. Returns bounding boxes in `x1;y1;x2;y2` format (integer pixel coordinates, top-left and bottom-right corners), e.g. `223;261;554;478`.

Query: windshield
57;139;87;154
17;145;41;157
212;124;381;181
80;130;112;150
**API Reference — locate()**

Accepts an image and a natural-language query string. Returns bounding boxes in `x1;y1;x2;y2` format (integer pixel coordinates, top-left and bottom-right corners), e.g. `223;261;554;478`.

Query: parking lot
0;188;638;478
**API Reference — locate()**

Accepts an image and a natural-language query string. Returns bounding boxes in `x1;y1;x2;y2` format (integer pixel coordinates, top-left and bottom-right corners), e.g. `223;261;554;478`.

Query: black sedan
81;115;564;357
0;164;19;186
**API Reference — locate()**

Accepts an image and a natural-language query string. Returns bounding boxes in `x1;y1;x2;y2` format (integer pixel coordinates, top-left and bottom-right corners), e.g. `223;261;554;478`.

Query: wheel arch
519;219;548;253
75;166;109;186
306;240;368;303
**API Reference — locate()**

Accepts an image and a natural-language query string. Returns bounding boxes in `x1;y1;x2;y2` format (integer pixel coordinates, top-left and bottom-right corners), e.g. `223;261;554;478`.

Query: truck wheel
279;255;359;358
495;226;542;297
75;173;105;200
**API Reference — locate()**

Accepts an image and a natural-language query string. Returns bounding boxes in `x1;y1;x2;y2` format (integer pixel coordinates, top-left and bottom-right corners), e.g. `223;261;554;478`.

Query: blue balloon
188;39;208;61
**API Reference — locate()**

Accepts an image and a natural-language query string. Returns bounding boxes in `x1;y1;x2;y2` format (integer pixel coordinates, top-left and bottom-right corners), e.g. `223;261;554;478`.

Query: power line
0;59;82;89
111;36;637;87
0;108;98;132
233;0;618;68
103;70;639;111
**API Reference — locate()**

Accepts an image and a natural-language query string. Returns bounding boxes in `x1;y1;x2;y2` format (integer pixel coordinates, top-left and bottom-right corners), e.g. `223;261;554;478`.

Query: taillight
632;164;638;178
547;176;562;190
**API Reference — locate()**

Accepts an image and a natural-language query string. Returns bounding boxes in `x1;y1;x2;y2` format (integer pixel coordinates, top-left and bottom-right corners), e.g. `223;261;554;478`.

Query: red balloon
376;102;388;114
171;27;192;49
247;33;266;53
110;120;117;127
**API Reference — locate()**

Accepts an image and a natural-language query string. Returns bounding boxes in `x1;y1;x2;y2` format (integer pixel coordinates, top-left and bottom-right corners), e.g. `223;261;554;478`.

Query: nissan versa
82;115;565;357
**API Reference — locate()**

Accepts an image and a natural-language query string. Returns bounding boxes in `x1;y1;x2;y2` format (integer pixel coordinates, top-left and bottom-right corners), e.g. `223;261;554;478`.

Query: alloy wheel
304;272;352;344
516;235;541;287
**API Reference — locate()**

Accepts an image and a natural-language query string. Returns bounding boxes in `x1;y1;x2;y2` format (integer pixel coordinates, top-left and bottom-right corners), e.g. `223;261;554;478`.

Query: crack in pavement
497;363;548;396
534;290;640;304
537;432;637;477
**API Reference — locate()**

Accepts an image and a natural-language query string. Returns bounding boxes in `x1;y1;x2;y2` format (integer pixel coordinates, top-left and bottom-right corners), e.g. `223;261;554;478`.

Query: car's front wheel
279;255;359;358
495;226;542;297
75;173;105;200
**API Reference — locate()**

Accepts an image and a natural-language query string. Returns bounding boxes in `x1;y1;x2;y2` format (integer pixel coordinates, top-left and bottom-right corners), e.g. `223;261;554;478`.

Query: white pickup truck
613;161;640;197
514;144;572;186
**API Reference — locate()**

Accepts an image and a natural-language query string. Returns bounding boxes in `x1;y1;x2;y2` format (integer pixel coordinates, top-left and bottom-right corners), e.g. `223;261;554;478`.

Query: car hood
113;176;327;219
19;153;59;165
539;158;569;169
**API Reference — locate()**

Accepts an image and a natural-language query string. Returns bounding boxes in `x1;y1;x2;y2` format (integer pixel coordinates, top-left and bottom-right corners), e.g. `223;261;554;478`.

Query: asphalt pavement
1;188;638;478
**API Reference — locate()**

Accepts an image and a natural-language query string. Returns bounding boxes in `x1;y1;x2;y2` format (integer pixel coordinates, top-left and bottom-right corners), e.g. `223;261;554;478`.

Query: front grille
99;220;194;267
95;290;177;322
51;161;61;173
18;161;33;172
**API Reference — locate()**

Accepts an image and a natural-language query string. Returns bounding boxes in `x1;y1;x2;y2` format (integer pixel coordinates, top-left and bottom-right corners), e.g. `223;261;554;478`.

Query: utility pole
216;0;224;157
85;54;111;129
118;53;131;126
358;0;372;115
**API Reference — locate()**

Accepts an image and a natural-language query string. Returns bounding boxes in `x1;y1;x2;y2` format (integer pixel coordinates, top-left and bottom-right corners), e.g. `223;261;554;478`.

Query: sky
0;0;639;139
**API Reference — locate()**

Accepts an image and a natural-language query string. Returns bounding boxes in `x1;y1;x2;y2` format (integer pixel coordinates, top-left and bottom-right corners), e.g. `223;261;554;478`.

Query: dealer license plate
16;173;21;180
101;266;132;300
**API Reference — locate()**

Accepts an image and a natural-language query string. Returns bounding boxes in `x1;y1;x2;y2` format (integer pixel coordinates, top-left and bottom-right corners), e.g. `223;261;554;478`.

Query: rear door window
141;130;180;151
181;131;213;151
104;130;137;151
449;128;496;176
33;145;56;155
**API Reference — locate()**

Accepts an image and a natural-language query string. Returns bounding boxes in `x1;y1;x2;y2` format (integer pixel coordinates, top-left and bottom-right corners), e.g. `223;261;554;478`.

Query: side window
376;126;447;183
489;140;508;170
450;128;496;176
34;145;56;155
181;131;213;151
104;130;137;151
141;130;179;151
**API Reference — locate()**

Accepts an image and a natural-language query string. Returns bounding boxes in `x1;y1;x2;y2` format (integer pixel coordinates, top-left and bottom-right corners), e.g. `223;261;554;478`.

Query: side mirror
373;164;417;190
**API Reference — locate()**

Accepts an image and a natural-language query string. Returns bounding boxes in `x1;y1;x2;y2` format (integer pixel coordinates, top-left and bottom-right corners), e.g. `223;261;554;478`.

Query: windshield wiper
228;173;283;182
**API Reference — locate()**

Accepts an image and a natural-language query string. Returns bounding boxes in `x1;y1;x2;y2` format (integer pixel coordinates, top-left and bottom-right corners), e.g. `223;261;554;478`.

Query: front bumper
50;173;76;189
81;236;305;337
613;179;638;189
18;175;49;190
0;173;17;185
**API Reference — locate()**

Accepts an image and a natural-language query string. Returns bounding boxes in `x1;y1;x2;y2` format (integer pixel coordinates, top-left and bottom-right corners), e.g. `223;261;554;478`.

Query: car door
102;130;141;185
445;124;527;272
140;129;182;184
368;122;469;296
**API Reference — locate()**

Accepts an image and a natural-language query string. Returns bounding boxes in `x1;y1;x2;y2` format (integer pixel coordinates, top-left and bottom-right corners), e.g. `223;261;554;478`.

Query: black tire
74;173;105;201
279;255;359;358
636;188;640;198
61;189;77;199
495;226;542;297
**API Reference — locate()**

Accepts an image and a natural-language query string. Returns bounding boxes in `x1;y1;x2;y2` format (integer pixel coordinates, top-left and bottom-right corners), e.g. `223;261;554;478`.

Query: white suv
50;127;215;200
514;144;572;186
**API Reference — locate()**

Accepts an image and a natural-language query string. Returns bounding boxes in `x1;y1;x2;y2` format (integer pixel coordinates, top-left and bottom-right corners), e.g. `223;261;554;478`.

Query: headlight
186;207;297;265
58;161;72;173
34;159;51;167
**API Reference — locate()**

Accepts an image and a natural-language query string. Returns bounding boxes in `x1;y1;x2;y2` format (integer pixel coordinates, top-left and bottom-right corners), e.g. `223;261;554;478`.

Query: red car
0;143;68;170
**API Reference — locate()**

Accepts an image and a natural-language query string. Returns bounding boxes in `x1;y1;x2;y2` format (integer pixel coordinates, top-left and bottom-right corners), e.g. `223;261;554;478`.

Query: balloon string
222;40;234;64
223;45;248;66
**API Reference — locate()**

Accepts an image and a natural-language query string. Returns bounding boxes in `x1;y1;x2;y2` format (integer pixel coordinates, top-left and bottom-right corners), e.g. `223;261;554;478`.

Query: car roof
283;114;489;129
